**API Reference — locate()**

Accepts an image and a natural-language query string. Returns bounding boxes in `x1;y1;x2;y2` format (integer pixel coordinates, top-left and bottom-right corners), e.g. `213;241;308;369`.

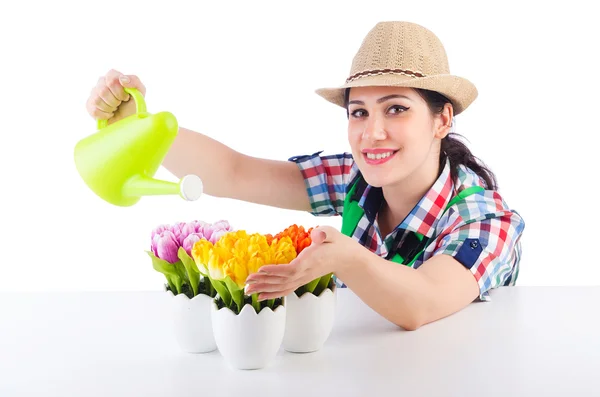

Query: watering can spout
74;87;203;207
122;174;203;201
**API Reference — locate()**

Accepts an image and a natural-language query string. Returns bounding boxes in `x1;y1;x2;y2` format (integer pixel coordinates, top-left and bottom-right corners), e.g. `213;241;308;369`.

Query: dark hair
344;88;498;190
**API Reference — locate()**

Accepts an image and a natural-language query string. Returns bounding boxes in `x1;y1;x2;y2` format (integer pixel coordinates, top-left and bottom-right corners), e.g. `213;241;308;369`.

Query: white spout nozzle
179;175;203;201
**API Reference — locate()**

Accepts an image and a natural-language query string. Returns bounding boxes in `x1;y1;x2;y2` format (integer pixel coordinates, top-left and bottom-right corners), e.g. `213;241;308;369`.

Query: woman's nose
362;115;387;141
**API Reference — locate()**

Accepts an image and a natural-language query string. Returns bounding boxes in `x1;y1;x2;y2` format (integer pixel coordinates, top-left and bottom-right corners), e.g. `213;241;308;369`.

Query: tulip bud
182;233;203;257
208;229;229;244
153;230;180;264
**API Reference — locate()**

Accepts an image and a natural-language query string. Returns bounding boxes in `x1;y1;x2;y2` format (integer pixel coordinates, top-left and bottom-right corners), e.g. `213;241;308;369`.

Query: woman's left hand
245;226;357;300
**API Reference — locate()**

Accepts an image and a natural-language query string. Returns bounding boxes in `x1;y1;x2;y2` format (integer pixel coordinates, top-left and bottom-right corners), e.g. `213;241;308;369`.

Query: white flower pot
211;301;286;370
282;285;336;353
168;290;217;353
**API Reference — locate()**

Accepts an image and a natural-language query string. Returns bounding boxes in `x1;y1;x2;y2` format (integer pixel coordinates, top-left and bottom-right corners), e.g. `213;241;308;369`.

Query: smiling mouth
362;149;399;165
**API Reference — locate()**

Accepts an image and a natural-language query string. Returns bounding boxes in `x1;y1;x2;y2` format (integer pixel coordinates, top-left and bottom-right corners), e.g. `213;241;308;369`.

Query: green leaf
209;278;216;297
178;247;200;296
251;293;261;314
304;277;321;295
147;251;183;294
223;276;244;314
312;273;333;297
211;279;231;308
174;261;189;294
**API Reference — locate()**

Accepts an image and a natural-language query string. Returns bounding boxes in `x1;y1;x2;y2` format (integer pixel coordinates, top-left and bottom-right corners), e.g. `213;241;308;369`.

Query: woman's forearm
336;245;480;330
335;247;437;331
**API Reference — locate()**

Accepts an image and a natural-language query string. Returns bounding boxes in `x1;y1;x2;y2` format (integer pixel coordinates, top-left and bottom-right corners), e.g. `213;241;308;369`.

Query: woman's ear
434;103;454;139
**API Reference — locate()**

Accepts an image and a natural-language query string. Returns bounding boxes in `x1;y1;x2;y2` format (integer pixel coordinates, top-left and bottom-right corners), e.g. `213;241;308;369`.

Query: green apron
340;176;484;268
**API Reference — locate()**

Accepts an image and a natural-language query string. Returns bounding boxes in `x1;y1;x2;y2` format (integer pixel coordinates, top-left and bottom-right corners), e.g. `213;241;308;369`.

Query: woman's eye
350;109;367;118
388;105;409;114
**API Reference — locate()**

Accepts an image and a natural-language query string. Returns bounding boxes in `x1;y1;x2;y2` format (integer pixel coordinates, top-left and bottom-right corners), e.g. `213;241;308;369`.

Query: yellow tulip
271;237;297;264
223;257;249;288
191;239;213;275
208;253;226;280
233;238;250;262
247;255;265;275
249;234;270;254
192;230;298;301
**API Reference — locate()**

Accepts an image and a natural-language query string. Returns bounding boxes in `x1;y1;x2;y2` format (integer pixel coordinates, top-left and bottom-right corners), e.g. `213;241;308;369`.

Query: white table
1;287;599;396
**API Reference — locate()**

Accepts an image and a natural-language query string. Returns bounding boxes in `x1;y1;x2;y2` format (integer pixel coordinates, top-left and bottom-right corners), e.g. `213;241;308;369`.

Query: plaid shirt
288;151;525;301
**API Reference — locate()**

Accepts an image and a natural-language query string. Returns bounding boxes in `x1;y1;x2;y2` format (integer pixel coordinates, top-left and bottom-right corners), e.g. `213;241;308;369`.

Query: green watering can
74;87;203;207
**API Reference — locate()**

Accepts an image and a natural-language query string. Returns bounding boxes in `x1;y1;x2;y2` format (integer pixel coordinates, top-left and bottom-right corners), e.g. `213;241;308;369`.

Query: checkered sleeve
288;151;355;216
432;194;526;301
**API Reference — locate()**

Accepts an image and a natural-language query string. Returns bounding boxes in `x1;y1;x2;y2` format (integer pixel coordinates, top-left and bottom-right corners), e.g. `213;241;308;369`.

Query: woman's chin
361;173;394;188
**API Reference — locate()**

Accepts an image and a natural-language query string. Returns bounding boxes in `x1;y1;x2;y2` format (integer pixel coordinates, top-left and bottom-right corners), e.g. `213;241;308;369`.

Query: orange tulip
272;224;314;254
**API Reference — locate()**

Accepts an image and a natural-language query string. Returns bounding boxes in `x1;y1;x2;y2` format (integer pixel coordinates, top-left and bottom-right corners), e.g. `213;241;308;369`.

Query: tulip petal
183;233;202;257
156;230;180;264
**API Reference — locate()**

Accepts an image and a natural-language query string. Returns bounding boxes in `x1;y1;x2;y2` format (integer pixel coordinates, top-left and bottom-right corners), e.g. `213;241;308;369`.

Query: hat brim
315;73;478;115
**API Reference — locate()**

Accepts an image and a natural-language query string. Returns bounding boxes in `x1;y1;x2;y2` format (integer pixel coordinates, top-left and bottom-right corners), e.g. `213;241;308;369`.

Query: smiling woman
85;21;525;331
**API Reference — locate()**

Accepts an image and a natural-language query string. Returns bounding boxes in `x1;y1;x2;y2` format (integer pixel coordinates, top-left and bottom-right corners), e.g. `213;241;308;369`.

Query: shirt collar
357;158;455;238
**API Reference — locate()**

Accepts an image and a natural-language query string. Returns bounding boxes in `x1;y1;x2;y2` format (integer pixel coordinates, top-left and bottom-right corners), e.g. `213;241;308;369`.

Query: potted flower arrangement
191;230;297;370
267;224;337;353
147;220;233;353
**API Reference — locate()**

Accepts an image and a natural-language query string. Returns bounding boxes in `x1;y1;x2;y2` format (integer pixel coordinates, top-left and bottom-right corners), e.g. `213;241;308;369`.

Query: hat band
346;68;426;83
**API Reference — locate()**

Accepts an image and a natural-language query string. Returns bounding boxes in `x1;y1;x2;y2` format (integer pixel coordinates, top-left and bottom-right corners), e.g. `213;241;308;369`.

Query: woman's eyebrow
348;94;412;106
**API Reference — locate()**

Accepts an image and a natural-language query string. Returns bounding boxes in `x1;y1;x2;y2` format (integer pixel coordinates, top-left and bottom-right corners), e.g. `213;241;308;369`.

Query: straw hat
316;21;478;115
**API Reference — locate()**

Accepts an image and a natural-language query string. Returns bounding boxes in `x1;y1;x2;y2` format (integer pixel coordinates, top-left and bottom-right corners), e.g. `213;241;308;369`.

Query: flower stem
251;293;260;313
208;279;215;297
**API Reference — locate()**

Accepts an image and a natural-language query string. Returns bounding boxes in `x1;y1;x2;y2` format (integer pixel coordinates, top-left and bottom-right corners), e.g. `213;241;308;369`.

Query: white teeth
366;151;394;160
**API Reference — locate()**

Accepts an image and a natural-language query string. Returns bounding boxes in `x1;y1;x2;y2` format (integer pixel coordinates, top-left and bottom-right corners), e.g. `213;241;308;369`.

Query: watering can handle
96;87;147;130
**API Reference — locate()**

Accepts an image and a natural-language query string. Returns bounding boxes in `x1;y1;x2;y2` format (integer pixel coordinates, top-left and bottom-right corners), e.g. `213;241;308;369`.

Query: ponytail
440;132;497;191
415;89;498;191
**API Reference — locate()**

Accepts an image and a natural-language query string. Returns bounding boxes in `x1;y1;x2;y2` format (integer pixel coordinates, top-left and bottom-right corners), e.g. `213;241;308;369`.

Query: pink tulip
193;220;209;233
151;224;169;242
208;229;229;244
152;230;180;264
182;233;204;256
212;220;232;232
202;220;232;242
169;222;186;245
150;220;232;261
178;220;210;245
179;223;195;245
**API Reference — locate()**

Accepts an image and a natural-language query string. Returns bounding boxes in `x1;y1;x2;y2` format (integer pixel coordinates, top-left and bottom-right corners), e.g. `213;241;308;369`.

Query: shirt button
470;240;479;249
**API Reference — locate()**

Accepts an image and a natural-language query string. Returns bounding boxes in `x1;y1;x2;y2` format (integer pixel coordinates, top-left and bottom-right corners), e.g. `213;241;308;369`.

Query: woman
86;21;525;330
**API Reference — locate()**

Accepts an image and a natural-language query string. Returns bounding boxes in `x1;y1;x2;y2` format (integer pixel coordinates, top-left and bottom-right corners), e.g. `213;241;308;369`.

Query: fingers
245;271;296;295
258;288;296;301
245;282;282;294
86;92;113;119
90;76;119;111
311;228;327;244
252;264;298;279
246;272;287;285
120;73;146;96
86;69;147;121
245;276;301;294
104;69;130;102
312;226;339;244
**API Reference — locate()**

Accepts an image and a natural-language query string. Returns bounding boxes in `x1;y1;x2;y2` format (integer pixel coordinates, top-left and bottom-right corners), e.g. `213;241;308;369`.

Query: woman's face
347;86;450;188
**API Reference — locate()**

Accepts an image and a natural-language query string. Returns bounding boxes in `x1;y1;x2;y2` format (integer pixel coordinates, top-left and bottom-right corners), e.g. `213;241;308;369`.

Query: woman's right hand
86;69;147;126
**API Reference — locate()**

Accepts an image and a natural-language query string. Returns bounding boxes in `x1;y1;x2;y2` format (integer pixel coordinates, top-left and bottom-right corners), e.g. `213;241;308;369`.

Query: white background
1;0;598;292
